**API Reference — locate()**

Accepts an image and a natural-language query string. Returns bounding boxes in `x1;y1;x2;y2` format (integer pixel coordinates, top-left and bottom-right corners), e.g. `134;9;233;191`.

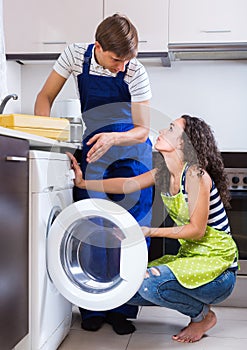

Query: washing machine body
29;151;73;350
28;150;148;350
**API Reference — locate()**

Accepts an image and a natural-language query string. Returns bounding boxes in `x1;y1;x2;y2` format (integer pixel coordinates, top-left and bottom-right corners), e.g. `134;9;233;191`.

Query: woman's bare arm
66;152;156;193
144;169;211;240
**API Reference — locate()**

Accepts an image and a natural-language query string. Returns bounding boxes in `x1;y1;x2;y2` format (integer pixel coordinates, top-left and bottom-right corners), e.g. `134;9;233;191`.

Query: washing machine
26;150;147;350
28;150;74;350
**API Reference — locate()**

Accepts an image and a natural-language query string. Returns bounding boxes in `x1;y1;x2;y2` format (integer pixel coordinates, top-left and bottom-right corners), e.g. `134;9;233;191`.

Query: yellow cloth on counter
0;114;70;141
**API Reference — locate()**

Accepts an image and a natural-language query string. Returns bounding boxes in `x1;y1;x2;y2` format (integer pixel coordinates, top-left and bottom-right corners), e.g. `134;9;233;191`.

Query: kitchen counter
0;126;80;152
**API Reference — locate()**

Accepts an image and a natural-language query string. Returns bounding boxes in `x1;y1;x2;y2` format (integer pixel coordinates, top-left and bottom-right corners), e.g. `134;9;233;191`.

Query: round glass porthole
60;216;125;293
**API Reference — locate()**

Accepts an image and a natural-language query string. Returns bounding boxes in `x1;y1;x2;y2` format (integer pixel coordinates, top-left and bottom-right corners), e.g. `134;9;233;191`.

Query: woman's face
154;118;185;152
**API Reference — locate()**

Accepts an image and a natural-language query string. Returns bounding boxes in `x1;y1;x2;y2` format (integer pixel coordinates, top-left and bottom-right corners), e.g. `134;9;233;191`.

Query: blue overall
75;44;153;319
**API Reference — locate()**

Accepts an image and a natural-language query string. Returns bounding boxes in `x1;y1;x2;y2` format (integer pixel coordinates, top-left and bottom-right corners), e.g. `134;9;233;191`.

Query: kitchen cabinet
104;0;169;52
0;135;29;349
3;0;103;54
169;0;247;44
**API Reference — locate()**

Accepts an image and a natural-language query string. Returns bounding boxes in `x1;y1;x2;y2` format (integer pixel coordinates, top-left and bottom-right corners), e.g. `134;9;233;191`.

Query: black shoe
106;312;136;335
81;316;105;332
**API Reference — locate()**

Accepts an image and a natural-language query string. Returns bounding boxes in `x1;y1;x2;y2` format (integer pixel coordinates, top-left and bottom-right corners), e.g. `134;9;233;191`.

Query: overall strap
83;43;94;74
80;44;94;112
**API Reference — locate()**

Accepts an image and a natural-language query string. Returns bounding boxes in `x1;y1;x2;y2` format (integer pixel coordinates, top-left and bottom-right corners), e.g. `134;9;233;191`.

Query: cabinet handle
200;30;231;33
139;40;148;43
42;41;67;45
5;156;27;162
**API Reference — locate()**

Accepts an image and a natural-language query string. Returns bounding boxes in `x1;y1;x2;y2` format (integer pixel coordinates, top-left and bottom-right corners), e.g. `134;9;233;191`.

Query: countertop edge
0;126;80;149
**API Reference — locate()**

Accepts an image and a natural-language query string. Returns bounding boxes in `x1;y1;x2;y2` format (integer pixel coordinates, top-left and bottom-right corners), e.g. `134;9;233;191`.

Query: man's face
95;42;130;73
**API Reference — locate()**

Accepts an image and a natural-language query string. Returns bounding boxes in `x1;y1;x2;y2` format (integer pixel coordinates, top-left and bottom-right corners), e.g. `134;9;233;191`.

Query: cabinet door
0;136;29;349
104;0;169;52
169;0;247;44
3;0;103;54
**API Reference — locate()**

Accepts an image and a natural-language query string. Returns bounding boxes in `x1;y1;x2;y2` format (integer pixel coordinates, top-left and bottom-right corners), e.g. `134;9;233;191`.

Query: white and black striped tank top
181;166;231;233
181;166;238;270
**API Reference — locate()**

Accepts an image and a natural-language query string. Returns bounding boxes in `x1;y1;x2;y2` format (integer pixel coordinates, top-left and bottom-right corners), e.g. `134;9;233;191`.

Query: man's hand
86;132;117;163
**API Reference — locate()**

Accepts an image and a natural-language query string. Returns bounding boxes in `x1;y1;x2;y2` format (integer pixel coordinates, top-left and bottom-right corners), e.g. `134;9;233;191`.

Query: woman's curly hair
155;115;231;207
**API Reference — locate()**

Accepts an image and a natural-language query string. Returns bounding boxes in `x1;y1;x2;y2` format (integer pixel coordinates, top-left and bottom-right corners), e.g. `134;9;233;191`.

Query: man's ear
95;41;103;52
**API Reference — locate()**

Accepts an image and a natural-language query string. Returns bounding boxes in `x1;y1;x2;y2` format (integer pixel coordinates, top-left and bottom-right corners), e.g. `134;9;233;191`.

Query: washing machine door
47;198;148;311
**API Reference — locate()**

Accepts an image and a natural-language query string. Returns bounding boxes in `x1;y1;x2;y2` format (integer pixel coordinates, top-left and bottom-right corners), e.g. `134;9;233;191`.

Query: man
34;13;153;335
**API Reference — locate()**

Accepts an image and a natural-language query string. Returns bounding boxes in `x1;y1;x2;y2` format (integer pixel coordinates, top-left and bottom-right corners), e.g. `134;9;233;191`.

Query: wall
6;58;247;151
0;0;7;100
4;61;21;113
20;61;78;116
142;58;247;151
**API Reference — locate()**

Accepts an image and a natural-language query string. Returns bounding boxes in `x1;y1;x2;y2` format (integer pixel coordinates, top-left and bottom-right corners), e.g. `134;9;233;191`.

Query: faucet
0;94;18;114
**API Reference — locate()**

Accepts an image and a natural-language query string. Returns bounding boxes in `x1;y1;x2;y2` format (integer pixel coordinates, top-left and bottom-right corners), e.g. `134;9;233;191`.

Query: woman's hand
86;132;117;163
66;152;85;188
141;226;152;237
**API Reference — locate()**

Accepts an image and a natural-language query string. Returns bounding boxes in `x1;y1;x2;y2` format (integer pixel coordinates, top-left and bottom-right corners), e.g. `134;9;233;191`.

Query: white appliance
29;150;74;350
19;150;147;350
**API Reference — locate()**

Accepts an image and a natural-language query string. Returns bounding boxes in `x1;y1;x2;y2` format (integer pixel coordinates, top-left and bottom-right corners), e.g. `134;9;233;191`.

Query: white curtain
0;0;7;102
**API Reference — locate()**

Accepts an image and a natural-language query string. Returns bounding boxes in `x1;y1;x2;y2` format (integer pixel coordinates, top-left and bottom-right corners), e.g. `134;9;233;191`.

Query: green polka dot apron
149;164;238;289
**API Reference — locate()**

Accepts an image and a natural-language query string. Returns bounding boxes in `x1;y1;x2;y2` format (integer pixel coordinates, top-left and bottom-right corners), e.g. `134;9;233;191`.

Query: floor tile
128;332;247;350
212;306;247;321
135;306;190;335
139;306;188;319
207;318;247;339
132;316;186;335
58;327;131;350
70;307;82;330
58;306;247;349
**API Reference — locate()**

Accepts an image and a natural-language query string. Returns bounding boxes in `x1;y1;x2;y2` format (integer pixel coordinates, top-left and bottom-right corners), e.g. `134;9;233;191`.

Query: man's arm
86;100;150;162
34;70;67;116
118;99;150;144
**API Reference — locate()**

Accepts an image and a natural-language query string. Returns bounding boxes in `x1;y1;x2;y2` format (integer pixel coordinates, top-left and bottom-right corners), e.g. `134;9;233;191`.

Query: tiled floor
58;305;247;350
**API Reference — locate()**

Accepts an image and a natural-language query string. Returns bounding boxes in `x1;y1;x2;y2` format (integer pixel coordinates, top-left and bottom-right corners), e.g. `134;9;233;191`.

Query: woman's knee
144;267;161;279
138;265;176;300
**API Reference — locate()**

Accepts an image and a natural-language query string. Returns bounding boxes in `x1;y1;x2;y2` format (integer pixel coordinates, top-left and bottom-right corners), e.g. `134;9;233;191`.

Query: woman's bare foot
172;309;217;343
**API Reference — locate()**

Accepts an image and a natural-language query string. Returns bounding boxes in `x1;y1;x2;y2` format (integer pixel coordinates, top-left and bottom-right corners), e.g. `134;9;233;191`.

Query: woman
67;115;238;343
